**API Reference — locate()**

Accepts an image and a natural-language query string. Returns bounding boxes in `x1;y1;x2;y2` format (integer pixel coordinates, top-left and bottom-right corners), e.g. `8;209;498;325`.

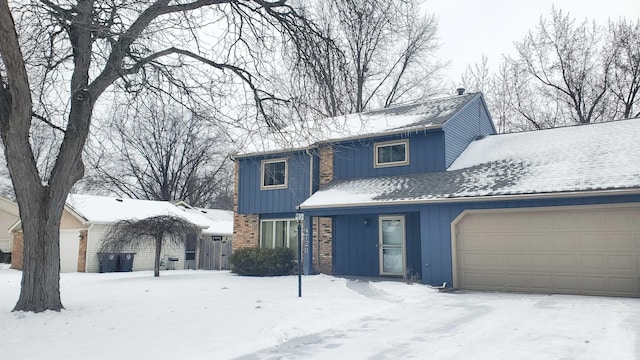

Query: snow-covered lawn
1;268;638;360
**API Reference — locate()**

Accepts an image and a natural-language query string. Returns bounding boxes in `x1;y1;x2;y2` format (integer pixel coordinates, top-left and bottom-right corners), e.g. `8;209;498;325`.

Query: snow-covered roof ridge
301;118;640;208
181;207;233;236
66;194;211;228
237;92;480;157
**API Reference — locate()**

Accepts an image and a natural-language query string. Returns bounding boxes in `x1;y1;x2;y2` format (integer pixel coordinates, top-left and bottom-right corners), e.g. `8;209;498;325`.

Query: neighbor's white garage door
60;229;80;273
454;204;640;297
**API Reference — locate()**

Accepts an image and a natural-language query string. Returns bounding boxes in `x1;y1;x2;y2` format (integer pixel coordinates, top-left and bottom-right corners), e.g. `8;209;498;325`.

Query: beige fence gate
199;236;232;270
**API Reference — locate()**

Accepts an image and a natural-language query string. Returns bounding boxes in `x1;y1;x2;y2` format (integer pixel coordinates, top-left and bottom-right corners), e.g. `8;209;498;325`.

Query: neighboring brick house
232;91;640;297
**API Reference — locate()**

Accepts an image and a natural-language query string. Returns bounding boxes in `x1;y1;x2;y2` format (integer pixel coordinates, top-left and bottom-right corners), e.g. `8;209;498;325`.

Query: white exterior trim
374;139;410;168
300;188;640;210
378;215;407;277
260;157;288;190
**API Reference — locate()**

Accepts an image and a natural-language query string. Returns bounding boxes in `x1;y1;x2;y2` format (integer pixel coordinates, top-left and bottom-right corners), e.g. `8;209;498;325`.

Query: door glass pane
382;248;402;273
382;220;403;245
261;221;274;249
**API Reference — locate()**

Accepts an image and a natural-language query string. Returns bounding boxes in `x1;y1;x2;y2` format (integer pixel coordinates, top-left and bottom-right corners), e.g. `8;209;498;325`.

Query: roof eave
299;187;640;210
232;124;444;159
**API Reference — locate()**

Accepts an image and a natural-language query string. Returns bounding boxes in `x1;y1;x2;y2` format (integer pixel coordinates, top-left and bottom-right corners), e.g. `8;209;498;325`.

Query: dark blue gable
237;151;311;214
443;95;496;167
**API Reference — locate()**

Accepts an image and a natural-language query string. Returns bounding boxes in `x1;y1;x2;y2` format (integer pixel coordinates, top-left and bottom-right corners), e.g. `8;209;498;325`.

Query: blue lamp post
294;209;304;297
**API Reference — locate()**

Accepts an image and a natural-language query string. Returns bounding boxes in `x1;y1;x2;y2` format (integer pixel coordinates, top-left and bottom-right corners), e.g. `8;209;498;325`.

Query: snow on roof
300;118;640;209
66;194;211;228
238;93;478;156
181;208;233;235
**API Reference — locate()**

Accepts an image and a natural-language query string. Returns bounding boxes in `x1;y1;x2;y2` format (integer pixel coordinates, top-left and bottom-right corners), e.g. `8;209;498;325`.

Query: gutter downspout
305;148;314;275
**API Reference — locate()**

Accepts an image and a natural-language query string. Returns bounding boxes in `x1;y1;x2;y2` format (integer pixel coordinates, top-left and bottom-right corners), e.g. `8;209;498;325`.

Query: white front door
379;215;406;276
60;229;80;273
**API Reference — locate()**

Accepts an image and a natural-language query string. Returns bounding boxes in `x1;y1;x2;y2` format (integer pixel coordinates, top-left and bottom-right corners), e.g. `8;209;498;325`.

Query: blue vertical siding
443;95;496;167
333;212;422;278
333;214;379;276
332;131;446;180
237;151;311;214
404;212;422;278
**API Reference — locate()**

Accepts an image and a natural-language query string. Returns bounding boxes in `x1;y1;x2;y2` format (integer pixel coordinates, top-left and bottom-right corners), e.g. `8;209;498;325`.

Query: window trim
374;139;409;168
259;218;298;259
260;158;288;190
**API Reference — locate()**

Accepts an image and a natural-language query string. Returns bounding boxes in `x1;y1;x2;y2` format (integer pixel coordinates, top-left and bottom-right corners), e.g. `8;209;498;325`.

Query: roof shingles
301;119;640;208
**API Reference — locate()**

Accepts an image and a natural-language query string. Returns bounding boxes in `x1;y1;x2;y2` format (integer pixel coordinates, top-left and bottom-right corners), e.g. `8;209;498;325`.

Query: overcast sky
426;0;640;88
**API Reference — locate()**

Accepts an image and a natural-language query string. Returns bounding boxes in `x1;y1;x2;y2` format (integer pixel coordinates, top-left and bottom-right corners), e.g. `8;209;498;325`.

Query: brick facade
10;231;23;270
313;217;333;274
319;145;334;186
313;145;334;274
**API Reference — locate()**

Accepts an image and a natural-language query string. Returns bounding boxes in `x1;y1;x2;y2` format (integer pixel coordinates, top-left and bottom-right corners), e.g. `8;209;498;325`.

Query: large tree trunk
0;0;95;312
13;189;65;312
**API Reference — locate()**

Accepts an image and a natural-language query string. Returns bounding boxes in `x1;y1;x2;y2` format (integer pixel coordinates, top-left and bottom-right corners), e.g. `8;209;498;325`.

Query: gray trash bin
98;253;118;273
117;253;135;272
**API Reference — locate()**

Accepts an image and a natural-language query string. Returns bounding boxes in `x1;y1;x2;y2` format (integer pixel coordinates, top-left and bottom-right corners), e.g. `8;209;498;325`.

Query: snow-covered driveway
1;269;638;360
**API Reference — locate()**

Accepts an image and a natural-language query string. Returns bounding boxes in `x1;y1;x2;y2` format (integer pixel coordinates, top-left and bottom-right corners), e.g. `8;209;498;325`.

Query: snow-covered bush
229;247;293;276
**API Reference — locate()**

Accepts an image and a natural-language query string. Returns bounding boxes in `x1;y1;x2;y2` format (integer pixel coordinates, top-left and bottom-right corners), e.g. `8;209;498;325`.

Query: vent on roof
456;88;465;95
115;198;123;202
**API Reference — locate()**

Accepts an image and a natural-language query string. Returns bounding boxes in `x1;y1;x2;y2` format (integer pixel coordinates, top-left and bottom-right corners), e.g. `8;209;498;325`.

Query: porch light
295;209;304;298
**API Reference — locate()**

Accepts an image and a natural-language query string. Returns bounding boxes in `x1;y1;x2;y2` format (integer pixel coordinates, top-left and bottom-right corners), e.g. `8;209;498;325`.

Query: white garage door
453;204;640;297
60;230;80;273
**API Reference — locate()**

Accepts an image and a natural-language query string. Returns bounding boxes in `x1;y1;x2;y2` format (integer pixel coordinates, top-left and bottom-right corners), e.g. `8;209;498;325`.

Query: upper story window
261;158;288;189
374;140;409;167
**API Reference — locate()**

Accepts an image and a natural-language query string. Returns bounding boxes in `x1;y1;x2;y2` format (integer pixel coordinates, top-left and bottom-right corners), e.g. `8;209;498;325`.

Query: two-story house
233;91;640;298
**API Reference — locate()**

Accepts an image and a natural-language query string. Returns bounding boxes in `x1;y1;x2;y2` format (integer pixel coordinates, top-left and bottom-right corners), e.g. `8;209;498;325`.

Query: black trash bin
117;253;135;272
98;253;118;273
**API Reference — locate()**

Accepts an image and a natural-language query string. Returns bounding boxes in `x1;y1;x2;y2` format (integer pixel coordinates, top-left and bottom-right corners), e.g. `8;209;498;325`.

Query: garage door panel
553;254;579;267
455;205;640;297
528;234;554;251
530;254;553;268
506;254;528;266
609;277;638;293
581;254;606;269
554;276;580;292
608;255;636;271
529;274;553;290
603;232;635;249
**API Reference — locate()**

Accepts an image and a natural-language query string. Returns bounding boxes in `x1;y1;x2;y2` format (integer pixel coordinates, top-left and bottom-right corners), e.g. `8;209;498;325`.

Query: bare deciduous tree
100;215;199;277
286;0;445;118
0;0;331;312
460;9;638;133
84;96;232;209
512;8;613;125
609;19;640;119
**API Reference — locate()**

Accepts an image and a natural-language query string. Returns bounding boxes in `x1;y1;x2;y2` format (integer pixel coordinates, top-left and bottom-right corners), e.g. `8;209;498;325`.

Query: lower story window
260;219;299;259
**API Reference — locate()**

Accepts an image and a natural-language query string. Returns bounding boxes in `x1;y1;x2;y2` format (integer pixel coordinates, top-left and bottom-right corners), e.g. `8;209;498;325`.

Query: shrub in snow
229;247;293;276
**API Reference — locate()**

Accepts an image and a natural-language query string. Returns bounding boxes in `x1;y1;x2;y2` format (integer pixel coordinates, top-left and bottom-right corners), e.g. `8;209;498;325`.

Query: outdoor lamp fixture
295;209;304;298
